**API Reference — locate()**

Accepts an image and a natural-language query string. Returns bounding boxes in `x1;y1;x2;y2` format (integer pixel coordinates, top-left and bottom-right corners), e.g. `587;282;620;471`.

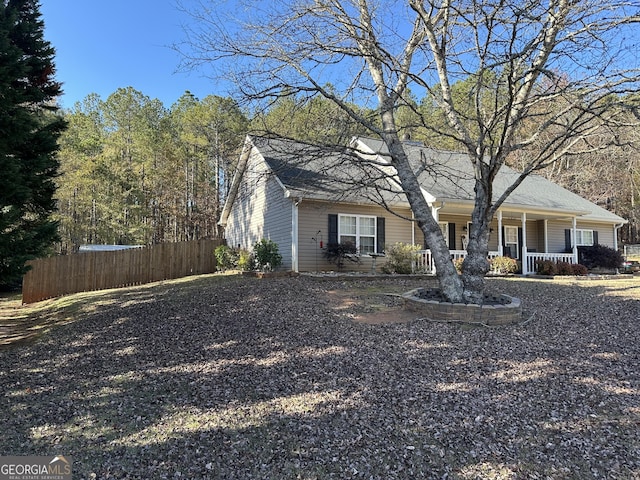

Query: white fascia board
421;187;437;204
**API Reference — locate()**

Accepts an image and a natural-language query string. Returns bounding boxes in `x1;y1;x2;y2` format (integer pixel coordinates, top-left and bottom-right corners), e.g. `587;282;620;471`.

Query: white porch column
572;217;578;263
521;212;528;275
544;219;549;253
411;212;416;246
497;210;503;256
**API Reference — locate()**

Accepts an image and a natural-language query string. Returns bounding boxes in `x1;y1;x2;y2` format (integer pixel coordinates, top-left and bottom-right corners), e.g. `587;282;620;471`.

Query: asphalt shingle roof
251;135;625;224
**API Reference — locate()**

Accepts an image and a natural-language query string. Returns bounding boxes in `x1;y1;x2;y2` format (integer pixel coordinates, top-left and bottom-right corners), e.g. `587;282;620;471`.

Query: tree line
55;82;640;255
55;88;248;252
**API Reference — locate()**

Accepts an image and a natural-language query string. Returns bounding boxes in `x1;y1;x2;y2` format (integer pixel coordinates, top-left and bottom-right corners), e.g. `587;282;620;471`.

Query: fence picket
22;239;222;304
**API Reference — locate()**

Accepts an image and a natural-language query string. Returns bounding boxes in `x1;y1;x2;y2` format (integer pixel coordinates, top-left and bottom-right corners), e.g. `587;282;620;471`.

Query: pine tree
0;0;66;288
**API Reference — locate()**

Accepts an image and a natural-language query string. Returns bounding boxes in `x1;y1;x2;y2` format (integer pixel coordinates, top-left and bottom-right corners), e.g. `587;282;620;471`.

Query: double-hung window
574;229;594;246
339;214;377;254
504;226;519;259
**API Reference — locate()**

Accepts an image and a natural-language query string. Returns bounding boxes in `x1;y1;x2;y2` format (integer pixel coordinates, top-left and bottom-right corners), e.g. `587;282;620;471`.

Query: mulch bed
416;287;511;305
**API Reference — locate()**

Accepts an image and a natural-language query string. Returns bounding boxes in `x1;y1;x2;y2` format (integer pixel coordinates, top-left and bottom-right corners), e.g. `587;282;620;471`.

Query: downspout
291;197;301;273
614;222;625;251
431;202;442;223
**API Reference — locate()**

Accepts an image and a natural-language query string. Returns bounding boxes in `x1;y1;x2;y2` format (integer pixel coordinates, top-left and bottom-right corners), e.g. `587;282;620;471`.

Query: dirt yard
1;274;639;479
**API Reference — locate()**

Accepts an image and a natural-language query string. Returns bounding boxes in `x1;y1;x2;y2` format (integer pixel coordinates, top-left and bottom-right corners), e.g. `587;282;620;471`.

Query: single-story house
219;135;627;274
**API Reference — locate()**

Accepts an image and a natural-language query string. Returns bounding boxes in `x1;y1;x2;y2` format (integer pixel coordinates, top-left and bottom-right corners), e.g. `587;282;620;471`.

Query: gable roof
356;137;626;223
224;135;625;225
251;135;407;206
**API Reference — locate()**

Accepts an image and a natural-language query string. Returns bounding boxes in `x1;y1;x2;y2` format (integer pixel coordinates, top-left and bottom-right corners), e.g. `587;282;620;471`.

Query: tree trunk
461;181;493;303
382;131;465;303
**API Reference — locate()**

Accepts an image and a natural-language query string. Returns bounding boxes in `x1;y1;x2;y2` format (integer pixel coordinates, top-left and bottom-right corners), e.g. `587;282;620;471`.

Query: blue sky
41;1;221;109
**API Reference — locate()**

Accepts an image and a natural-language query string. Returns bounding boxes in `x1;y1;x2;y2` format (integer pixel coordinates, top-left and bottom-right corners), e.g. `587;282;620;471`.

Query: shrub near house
453;256;518;275
490;256;518;275
578;244;624;271
381;243;421;274
536;260;588;276
253;239;283;271
533;244;623;276
214;245;239;271
214;241;280;272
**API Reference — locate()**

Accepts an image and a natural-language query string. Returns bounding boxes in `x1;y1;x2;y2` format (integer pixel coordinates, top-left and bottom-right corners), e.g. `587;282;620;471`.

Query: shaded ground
1;274;639;479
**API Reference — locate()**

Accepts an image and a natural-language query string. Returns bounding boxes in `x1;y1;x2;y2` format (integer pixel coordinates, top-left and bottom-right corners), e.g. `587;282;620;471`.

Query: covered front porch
414;208;586;275
414;249;577;275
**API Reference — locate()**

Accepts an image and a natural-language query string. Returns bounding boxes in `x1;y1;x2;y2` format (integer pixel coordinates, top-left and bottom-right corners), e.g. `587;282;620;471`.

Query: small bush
323;242;359;269
381;243;420;274
453;257;465;274
253;238;282;271
237;248;253;271
536;260;557;276
571;264;588;275
536;259;588;276
556;261;574;275
214;245;238;271
490;256;518;274
578;244;623;269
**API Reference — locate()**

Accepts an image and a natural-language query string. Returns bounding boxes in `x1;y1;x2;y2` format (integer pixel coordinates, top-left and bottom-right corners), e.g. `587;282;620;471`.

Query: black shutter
593;231;598;245
565;229;572;252
328;214;338;244
518;227;523;260
376;217;385;253
448;223;456;250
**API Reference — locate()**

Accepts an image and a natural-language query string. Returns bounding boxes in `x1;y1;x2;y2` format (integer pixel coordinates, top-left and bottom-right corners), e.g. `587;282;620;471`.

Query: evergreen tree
0;0;66;287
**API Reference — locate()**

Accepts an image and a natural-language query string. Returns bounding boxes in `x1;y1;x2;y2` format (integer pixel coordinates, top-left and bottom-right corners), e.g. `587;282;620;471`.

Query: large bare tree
179;0;640;302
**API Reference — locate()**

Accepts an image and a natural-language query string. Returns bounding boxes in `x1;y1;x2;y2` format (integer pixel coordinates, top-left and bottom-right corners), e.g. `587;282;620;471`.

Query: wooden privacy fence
22;239;223;304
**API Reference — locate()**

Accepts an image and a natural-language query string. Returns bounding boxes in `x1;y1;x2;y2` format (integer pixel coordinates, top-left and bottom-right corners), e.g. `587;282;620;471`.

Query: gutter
614;221;626;251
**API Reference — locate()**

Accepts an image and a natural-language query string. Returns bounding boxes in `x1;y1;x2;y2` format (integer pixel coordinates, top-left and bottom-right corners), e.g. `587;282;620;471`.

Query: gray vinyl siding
297;201;414;272
224;150;294;270
547;220;615;252
547;220;569;253
577;221;614;247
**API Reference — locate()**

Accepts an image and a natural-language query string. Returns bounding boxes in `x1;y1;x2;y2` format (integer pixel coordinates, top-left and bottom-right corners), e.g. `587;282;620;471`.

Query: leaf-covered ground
1;274;639;479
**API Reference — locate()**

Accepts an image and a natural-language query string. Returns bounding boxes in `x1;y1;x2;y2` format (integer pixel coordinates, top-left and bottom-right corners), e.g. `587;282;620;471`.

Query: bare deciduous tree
179;0;640;302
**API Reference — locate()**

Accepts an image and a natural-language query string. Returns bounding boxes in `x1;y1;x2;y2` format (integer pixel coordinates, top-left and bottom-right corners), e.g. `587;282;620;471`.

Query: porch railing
415;250;500;273
415;249;577;275
524;252;576;275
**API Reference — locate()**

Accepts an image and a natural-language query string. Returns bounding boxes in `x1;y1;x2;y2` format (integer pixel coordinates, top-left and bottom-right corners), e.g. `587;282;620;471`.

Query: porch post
497;210;503;256
521;212;528;275
572;217;578;263
544;219;549;253
430;205;441;274
411;212;415;246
